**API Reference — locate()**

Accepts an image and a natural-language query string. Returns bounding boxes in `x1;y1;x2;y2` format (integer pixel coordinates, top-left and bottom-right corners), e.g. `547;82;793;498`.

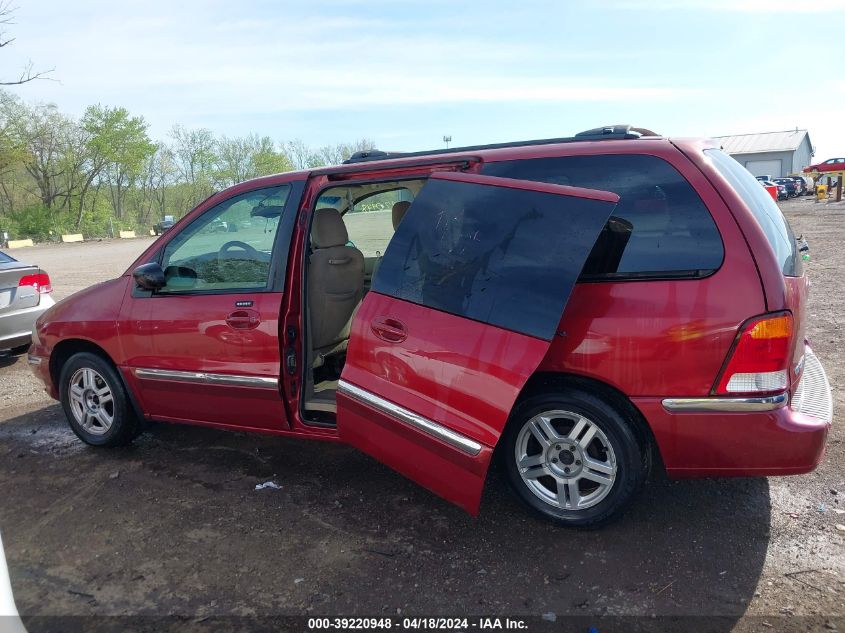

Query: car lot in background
804;157;845;173
790;175;814;195
0;250;53;355
759;179;778;201
773;177;798;197
761;179;788;200
785;176;806;196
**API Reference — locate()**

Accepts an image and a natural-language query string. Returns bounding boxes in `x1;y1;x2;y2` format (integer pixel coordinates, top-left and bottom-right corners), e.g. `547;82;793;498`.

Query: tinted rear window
0;251;14;264
481;154;723;280
706;149;801;277
372;178;615;340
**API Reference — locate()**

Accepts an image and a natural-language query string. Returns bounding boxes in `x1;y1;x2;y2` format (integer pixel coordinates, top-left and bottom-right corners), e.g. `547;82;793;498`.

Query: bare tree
0;1;53;85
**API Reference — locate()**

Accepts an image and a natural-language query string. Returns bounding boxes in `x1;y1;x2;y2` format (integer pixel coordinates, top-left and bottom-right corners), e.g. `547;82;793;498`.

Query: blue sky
5;0;845;160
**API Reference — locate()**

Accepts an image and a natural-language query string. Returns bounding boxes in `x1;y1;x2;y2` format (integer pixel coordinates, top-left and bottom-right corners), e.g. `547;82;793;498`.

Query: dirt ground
1;198;844;632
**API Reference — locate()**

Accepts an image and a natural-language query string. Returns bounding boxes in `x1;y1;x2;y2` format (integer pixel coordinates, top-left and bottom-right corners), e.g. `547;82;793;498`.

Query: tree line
0;89;374;241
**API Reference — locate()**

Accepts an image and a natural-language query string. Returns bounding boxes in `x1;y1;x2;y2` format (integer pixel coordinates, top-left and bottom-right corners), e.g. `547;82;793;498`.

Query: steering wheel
218;240;260;261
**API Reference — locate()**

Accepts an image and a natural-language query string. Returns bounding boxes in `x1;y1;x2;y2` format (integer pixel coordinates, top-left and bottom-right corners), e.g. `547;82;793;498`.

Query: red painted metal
635;396;828;477
338;293;548;514
120;291;288;430
763;183;778;201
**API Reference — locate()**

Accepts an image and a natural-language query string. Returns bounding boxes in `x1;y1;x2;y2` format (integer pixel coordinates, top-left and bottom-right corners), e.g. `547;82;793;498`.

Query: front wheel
502;387;648;527
59;352;142;446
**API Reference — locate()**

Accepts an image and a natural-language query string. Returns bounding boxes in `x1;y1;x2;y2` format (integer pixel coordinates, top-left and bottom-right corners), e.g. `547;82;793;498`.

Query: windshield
706;149;801;277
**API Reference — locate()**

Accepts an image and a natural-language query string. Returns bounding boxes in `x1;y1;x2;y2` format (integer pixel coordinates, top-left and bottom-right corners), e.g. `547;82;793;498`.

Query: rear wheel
59;352;141;446
502;387;648;527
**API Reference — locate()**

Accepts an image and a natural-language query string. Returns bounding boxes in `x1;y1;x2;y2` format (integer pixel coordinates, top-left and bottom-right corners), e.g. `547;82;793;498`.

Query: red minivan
28;125;833;527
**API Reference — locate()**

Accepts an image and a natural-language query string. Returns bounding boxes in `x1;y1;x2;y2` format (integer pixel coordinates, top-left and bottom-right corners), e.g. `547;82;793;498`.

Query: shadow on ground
0;406;770;630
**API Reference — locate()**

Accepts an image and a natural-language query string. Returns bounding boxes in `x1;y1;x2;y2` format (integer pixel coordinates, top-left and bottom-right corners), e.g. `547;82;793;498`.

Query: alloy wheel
67;367;115;435
514;409;617;510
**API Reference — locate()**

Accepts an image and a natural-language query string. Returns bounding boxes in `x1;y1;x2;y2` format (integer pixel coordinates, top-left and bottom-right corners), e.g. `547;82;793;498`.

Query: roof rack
342;124;658;165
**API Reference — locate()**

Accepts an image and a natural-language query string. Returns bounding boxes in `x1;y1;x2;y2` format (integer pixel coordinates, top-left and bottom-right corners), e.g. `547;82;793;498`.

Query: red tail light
714;313;793;395
18;272;52;294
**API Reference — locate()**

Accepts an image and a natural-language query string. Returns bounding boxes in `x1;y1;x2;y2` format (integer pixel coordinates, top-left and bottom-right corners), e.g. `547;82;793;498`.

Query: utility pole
443;135;452;149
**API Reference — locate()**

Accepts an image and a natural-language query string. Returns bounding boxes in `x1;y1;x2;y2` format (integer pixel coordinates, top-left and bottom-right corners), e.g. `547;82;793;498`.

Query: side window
159;185;290;292
373;178;616;340
342;188;414;258
481;154;724;279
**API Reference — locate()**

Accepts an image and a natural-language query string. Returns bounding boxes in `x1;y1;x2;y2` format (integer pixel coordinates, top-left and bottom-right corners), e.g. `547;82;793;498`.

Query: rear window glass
706;149;801;277
481;154;724;279
0;251;14;264
372;178;615;340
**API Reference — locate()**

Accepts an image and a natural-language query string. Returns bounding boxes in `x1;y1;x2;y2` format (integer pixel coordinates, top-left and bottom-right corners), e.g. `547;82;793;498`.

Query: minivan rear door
336;172;619;514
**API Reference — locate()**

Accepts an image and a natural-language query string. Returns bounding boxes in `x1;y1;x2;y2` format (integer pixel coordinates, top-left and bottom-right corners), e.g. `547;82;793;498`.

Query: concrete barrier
119;230;136;239
6;239;34;249
61;233;84;243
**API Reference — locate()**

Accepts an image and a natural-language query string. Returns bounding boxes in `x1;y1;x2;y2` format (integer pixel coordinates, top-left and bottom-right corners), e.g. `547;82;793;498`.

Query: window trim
140;180;304;298
479;153;726;283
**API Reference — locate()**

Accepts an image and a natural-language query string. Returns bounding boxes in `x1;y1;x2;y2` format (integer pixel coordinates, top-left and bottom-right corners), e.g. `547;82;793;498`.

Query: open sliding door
337;172;619;514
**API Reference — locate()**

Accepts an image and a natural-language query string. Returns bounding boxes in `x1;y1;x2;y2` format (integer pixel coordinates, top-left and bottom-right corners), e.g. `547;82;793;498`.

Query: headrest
312;208;348;248
392;201;411;230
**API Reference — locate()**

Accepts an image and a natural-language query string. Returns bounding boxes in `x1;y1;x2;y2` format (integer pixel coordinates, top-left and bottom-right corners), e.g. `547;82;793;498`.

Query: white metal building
712;130;814;177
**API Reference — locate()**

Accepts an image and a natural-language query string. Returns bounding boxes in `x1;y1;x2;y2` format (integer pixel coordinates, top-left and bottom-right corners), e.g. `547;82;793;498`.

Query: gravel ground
0;199;843;632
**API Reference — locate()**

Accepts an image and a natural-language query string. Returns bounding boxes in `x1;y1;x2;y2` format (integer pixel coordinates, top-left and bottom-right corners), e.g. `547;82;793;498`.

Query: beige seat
392;200;411;229
308;208;364;365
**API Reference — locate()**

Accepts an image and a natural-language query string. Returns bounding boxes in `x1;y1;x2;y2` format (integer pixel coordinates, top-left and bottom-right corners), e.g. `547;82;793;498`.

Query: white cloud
3;0;695;136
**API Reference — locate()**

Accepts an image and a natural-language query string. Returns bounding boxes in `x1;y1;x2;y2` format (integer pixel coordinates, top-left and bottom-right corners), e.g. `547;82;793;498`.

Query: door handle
226;309;261;330
371;317;407;343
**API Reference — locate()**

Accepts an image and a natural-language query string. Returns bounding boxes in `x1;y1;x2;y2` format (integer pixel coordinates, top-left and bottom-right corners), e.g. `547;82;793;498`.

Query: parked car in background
773;178;798;198
760;180;778;202
785;176;806;196
29;125;832;527
755;175;775;183
0;250;53;355
153;218;175;235
804;158;845;173
207;218;229;233
789;175;814;195
762;180;788;200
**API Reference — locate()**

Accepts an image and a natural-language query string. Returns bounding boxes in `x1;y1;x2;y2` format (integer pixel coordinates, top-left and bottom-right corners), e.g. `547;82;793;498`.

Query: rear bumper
637;346;832;478
0;296;54;350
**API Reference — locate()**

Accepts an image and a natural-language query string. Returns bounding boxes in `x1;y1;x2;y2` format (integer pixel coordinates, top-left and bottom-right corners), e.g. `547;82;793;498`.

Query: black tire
59;352;141;447
501;387;648;528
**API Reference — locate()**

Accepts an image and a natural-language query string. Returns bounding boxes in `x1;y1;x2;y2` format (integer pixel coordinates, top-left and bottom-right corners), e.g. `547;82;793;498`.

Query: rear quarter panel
531;142;767;397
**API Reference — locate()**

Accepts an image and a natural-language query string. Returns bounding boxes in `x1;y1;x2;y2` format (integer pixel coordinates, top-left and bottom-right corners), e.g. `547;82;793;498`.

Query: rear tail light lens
18;272;52;294
715;313;793;395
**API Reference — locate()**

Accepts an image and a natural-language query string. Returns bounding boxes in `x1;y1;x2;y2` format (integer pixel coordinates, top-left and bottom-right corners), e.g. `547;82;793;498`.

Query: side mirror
133;262;166;290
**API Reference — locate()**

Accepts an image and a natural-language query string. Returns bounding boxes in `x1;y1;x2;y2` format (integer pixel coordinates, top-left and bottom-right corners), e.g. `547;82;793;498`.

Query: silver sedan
0;250;54;355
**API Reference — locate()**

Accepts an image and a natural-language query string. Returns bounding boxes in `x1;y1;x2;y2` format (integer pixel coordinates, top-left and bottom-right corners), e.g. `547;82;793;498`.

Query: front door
121;181;302;430
336;172;619;513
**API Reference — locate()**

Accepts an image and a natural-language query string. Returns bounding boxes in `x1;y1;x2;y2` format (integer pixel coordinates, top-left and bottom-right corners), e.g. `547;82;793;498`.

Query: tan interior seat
308;208;364;365
392;200;411;229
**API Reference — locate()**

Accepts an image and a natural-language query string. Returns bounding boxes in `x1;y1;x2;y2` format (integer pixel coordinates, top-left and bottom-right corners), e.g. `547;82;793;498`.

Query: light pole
443;135;452;149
